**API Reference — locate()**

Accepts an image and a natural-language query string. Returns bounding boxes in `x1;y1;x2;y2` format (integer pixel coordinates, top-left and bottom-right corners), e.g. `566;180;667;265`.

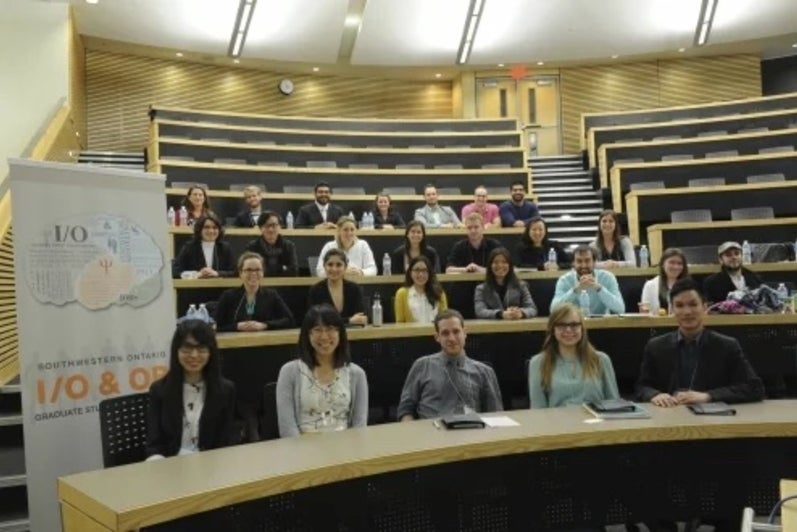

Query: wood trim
781;479;797;532
29;104;72;161
62;500;115;532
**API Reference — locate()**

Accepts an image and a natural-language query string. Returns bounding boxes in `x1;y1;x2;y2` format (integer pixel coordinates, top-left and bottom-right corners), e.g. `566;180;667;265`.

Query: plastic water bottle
777;283;789;303
178;206;188;227
167;206;175;226
793;238;797;262
382;253;392;276
366;212;374;229
547;248;557;268
186;304;198;320
197;303;210;323
579;290;590;316
285;211;294;229
371;293;383;327
349;211;355;221
639;245;649;268
741;240;752;265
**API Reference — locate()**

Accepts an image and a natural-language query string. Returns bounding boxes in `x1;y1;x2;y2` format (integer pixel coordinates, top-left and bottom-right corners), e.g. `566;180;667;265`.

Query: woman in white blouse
276;304;368;437
640;247;690;315
316;216;377;277
393;256;448;323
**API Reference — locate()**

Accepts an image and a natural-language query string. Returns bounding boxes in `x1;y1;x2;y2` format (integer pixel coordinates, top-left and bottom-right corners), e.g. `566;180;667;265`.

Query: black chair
670;209;713;223
688;177;726;187
99;392;150;467
629;180;665;191
259;382;280;441
746;173;786;184
730;207;775;221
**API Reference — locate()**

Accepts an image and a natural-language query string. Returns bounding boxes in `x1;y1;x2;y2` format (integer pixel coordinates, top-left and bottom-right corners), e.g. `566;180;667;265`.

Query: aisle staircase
78;151;146;171
0;378;27;532
530;154;602;247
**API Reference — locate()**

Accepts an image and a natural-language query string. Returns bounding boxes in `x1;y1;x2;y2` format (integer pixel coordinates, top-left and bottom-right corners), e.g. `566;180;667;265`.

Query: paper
480;416;520;428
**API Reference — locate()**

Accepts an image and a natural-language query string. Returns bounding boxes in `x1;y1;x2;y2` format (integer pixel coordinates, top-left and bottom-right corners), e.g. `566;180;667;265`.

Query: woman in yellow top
394;256;448;323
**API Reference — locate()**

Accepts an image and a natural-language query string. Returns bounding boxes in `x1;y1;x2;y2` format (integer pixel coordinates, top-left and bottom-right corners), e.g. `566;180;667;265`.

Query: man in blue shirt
499;180;540;227
551;245;625;315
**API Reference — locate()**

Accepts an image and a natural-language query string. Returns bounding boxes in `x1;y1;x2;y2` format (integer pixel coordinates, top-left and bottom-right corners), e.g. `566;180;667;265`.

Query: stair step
0;384;19;395
0;415;22;427
0;515;29;532
546;225;596;234
536;191;599;198
532;177;593;186
530;185;593;193
532;169;590;176
538;199;603;207
543;215;599;223
539;208;603;216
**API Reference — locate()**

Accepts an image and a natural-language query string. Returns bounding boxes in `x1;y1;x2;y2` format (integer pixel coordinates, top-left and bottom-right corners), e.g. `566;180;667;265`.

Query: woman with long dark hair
390;220;441;274
146;320;236;459
514;217;570;271
394;256;448;323
181;186;212;225
474;248;537;319
590;209;635;268
640;247;689;315
172;212;234;279
308;248;368;325
276;304;368;437
528;303;619;408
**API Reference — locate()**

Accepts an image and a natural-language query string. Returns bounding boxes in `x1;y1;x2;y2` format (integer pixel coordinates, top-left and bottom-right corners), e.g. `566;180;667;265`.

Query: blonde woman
316;216;377;277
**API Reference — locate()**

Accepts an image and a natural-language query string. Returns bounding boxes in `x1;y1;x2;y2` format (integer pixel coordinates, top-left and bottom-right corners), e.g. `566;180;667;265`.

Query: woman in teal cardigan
528;302;620;408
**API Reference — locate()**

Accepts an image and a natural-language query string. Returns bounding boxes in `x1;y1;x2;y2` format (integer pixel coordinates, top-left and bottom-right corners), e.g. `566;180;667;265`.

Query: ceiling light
435;73;442;78
678;47;686;52
233;59;240;64
497;63;504;67
85;0;99;4
312;67;320;72
175;52;183;58
611;54;619;59
536;61;544;66
792;43;797;48
694;0;717;46
456;0;486;65
228;0;257;57
345;14;361;27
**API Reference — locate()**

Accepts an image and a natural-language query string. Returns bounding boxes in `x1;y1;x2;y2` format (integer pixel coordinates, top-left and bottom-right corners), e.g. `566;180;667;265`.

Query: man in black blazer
295;182;345;229
636;278;764;406
702;241;762;304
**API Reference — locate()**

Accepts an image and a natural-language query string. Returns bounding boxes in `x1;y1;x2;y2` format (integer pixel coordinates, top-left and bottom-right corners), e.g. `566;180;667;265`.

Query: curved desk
59;401;797;531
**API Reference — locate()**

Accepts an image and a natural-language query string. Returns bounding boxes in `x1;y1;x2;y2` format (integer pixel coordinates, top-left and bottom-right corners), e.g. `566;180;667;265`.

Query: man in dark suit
702;241;762;304
636;277;764;407
295;182;345;229
232;185;263;228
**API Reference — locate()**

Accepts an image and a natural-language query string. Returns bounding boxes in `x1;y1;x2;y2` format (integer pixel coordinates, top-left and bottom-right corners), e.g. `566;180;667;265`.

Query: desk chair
688;177;726;187
705;149;739;159
306;160;337;168
349;163;378;169
758;146;795;155
333;187;366;195
747;173;786;184
670;209;712;223
171;181;209;190
214;157;248;165
697;130;728;137
661;154;694;162
434;164;463;170
629;181;665;191
259;382;280;441
731;207;775;221
99;392;149;467
283;185;314;194
229;184;265;192
482;163;511;169
652;135;681;141
382;186;416;196
436;187;461;196
396;163;425;170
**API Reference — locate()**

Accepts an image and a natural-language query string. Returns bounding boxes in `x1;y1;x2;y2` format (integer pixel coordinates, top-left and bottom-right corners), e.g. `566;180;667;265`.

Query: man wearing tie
295;182;345;229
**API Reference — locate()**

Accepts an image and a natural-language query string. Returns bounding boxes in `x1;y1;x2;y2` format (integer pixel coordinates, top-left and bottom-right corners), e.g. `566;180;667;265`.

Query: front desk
59;401;797;531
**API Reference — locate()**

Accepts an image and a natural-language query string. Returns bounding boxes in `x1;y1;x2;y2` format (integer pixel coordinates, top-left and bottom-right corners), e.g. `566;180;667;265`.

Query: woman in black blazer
373;193;406;229
390;221;441;274
172;213;235;279
146;319;236;459
214;252;295;332
514;217;570;271
308;249;368;325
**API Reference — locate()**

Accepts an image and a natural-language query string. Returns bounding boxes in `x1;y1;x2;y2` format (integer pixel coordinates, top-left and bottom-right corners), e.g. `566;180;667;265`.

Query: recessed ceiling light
611;54;619;59
312;67;320;72
497;63;504;67
175;52;183;58
233;59;240;64
792;43;797;48
85;0;99;4
536;61;544;66
678;47;686;52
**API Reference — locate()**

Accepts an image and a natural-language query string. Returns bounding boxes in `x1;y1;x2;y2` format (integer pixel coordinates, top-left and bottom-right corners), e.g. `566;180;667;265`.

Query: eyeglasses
411;268;429;274
554;322;582;331
241;268;263;274
178;345;210;355
262;222;280;228
310;326;339;335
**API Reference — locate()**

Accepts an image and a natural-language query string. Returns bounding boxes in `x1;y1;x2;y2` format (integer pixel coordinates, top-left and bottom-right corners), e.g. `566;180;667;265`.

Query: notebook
583;400;651;420
688;402;736;416
439;413;486;430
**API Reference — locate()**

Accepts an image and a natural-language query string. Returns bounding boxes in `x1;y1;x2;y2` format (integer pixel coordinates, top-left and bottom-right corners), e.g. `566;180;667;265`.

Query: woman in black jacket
214;252;295;332
390;221;441;274
172;213;235;279
514;217;570;271
146;319;236;459
372;193;406;229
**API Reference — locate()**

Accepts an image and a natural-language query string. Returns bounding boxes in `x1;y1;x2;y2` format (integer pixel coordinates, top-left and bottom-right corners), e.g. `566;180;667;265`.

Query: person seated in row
214;252;295;332
636;278;764;406
640;247;689;315
172;213;234;279
414;184;463;228
373;193;406;229
308;249;368;326
295;182;345;229
181;185;212;226
474;248;537;320
316;216;377;277
146;319;236;460
445;213;501;274
398;310;503;420
390;221;441;274
394;256;448;323
499;180;539;227
461;186;500;228
514;217;570;271
703;241;762;304
528;303;620;408
590;209;635;269
276;304;368;437
244;211;298;276
551;245;625;315
232;185;263;228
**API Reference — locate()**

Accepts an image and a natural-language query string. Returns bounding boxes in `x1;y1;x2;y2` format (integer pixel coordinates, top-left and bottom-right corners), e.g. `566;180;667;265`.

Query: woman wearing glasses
528;303;620;408
244;211;298;277
172;212;234;279
394;256;448;323
214;252;295;332
276;304;369;437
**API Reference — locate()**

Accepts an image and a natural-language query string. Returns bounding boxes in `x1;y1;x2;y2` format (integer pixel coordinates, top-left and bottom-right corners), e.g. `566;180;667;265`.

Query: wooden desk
782;479;797;532
59;401;797;531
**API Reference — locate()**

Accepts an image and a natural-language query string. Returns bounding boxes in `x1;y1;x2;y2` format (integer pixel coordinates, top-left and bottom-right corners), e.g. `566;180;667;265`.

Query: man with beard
397;309;502;420
414;184;463;228
233;185;264;227
551;245;625;315
295;182;345;229
703;241;762;304
499;180;540;227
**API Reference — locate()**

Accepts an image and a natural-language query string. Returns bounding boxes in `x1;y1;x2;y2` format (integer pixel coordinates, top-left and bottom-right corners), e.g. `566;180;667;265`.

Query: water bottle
639;245;649;268
197;303;210;323
793;238;797;262
547;248;557;268
178;206;188;227
349;211;355;222
360;212;368;229
167;206;175;226
366;212;374;229
777;283;789;303
371;293;383;327
186;304;198;320
286;211;294;229
579;290;590;316
741;240;752;265
382;253;392;276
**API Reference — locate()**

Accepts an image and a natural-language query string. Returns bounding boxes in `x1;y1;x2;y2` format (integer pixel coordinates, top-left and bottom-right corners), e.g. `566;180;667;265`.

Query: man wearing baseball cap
702;241;762;304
